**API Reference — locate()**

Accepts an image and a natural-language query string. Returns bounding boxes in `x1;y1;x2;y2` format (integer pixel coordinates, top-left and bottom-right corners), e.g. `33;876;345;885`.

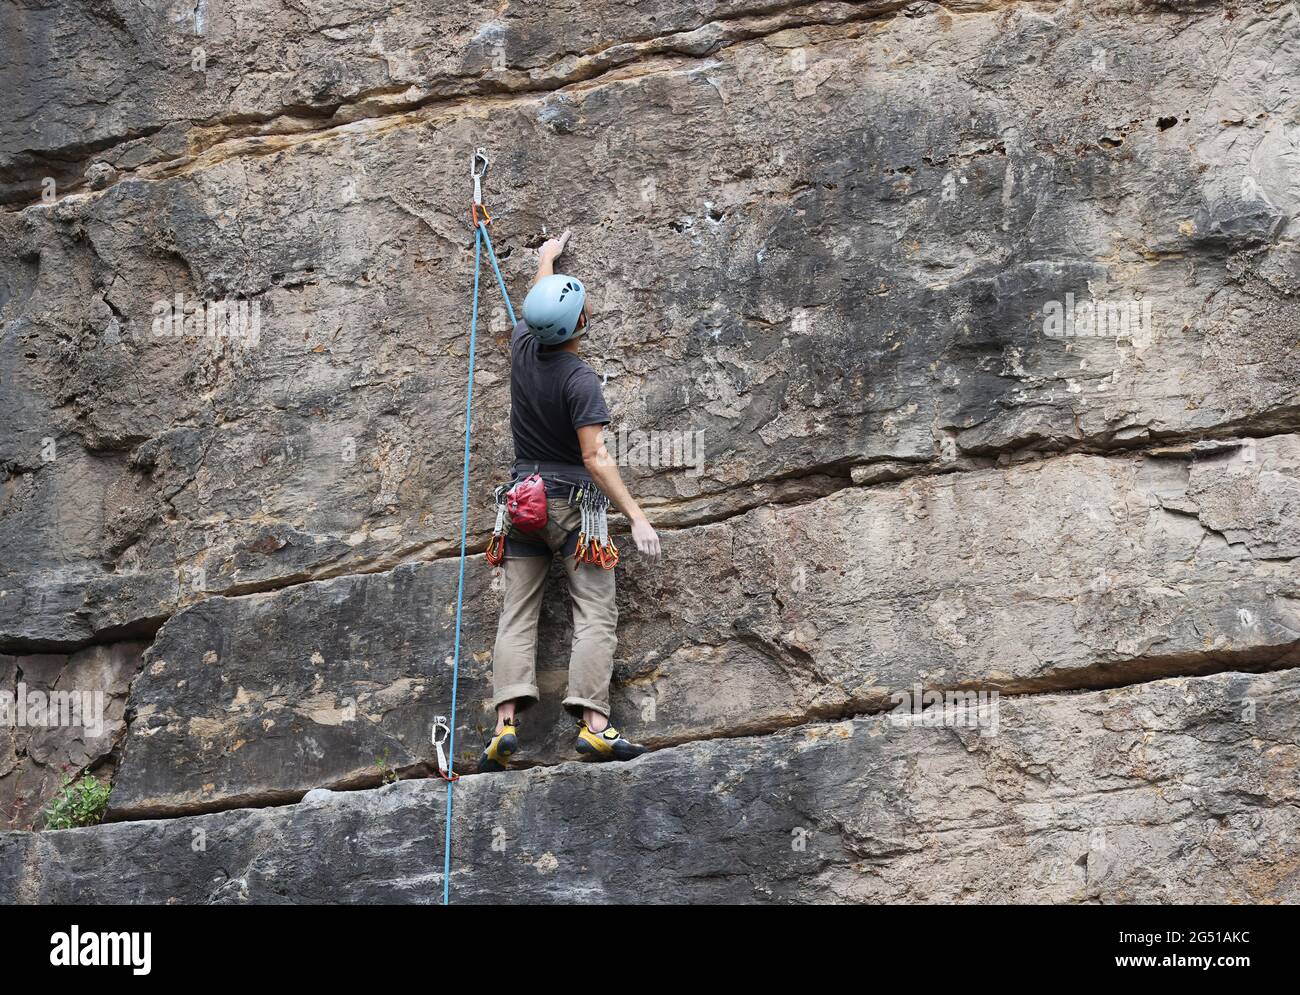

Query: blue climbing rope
481;222;518;328
441;149;515;905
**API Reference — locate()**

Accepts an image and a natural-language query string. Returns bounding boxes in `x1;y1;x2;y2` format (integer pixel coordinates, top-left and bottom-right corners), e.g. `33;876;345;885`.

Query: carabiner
471;147;490;206
431;715;459;781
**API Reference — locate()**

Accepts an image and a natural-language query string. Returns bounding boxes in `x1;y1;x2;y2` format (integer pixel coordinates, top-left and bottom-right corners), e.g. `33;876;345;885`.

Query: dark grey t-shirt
510;319;610;467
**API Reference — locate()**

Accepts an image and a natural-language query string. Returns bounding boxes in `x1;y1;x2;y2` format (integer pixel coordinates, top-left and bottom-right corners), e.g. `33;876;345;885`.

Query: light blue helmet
522;273;586;345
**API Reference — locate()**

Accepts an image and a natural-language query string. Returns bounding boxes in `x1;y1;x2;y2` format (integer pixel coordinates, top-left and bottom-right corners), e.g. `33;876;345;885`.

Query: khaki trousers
491;495;618;718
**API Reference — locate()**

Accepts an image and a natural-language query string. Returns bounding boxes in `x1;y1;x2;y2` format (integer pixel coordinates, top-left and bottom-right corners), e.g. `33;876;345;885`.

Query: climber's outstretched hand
533;229;572;284
538;229;571;265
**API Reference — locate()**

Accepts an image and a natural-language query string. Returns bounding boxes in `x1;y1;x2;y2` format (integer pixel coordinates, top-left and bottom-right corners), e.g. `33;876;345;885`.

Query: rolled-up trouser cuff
562;695;609;719
492;683;540;710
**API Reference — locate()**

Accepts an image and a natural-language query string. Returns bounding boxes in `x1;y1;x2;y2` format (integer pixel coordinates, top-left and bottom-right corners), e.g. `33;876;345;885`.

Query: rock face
2;0;1299;901
108;437;1300;818
4;669;1298;904
0;643;143;829
4;0;1300;650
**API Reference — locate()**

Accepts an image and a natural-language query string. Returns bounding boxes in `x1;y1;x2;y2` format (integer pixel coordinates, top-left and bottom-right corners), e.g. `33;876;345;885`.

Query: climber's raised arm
533;229;571;286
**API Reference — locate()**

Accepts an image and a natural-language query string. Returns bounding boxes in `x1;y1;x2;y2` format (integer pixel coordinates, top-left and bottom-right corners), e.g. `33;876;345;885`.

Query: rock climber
479;229;661;772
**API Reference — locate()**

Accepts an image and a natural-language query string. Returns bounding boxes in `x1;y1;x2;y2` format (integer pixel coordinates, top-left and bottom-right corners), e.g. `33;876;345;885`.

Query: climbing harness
438;147;518;906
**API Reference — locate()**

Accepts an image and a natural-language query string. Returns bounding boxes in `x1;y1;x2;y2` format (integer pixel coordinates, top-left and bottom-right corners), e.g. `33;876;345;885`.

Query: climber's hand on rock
630;516;660;561
538;229;571;265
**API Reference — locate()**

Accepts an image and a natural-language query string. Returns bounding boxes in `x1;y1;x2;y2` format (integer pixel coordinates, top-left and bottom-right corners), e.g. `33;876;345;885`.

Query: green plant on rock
375;747;399;785
42;773;112;830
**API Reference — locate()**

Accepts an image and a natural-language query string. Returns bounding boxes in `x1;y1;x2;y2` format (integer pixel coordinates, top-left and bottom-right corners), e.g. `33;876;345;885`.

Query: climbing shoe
478;721;518;773
575;721;646;762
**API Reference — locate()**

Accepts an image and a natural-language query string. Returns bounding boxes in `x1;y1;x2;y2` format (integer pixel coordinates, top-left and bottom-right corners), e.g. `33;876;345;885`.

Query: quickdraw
573;487;618;570
574;487;588;563
597;490;619;568
470;148;491;228
431;716;460;782
485;485;507;566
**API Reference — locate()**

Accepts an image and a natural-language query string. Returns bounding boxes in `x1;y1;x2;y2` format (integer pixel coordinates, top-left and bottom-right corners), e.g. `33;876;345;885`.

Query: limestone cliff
1;0;1298;902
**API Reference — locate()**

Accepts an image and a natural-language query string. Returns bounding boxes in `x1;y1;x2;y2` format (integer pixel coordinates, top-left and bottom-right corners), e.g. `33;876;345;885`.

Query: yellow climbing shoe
478;721;518;773
575;720;646;762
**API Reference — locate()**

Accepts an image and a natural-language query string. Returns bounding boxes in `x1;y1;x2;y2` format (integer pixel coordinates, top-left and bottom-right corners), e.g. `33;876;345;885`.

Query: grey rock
83;162;117;191
3;0;1300;906
3;1;1300;650
107;437;1299;818
299;788;340;807
4;669;1297;904
0;642;144;829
